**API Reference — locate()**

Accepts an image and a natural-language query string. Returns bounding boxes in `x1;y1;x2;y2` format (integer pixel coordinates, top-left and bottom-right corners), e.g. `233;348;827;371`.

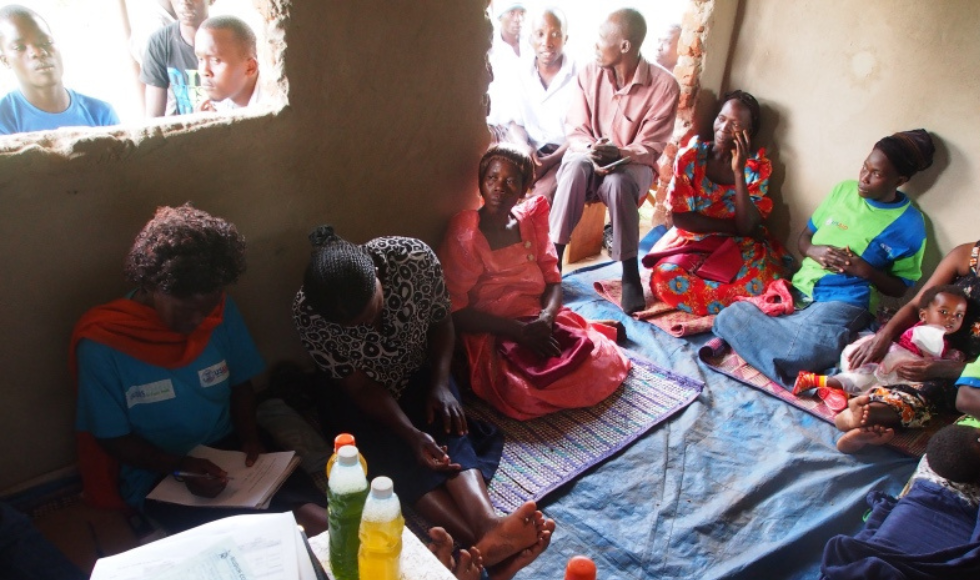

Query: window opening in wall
484;0;693;232
485;0;688;115
0;0;276;139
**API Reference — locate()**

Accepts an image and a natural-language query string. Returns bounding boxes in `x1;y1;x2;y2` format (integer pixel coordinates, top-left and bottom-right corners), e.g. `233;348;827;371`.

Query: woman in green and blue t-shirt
713;129;936;389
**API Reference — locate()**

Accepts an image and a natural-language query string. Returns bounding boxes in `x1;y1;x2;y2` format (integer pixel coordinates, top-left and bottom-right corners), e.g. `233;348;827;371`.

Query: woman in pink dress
438;145;630;420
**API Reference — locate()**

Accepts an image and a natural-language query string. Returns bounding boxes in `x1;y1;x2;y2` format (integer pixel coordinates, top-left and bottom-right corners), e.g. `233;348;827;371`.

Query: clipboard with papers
145;445;300;509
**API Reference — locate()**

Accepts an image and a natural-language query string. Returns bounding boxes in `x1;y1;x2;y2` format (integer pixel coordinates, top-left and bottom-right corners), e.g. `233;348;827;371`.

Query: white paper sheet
146;445;298;509
147;538;255;580
90;512;309;580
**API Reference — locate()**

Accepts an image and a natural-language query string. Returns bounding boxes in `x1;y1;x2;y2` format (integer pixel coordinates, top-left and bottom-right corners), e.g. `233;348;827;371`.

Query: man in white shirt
194;16;261;112
655;23;681;73
486;2;525;126
505;8;575;202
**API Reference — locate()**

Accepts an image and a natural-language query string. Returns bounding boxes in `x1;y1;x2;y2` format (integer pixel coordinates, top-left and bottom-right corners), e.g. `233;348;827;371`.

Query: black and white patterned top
292;237;451;399
950;239;980;359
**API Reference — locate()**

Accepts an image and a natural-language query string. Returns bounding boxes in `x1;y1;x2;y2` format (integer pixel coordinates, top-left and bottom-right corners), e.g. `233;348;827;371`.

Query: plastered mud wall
725;0;980;265
0;0;491;491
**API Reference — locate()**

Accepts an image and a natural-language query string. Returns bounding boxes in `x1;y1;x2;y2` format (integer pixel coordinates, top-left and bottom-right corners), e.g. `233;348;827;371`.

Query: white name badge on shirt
198;360;230;388
126;379;176;408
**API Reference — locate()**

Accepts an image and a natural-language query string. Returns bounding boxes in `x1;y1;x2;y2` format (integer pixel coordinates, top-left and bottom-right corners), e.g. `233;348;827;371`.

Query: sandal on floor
816;386;849;413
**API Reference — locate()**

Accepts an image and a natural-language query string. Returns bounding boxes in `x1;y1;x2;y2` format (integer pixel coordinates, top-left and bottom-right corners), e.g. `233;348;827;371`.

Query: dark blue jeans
713;300;873;389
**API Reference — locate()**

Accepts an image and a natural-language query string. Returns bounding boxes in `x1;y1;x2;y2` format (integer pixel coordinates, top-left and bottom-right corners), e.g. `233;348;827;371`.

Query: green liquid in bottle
328;486;368;580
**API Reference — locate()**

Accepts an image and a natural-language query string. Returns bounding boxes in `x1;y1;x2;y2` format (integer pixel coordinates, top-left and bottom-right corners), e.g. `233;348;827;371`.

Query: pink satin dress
438;195;630;420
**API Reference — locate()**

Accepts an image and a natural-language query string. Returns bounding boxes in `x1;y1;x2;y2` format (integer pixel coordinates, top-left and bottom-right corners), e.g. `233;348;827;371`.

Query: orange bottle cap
333;433;356;453
565;555;596;580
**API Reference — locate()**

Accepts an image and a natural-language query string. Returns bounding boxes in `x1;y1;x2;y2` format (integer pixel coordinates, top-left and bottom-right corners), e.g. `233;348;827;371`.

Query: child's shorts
867;386;932;428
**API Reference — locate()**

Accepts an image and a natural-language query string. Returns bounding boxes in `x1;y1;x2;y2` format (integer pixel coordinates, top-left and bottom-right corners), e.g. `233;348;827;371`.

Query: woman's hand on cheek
730;130;750;173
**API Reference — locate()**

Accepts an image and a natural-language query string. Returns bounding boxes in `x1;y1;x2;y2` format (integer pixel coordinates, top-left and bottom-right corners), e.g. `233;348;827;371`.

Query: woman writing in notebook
73;205;327;534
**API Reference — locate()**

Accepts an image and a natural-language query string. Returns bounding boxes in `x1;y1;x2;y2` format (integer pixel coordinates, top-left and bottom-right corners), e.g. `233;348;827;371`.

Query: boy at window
0;5;118;135
195;16;262;112
142;0;213;117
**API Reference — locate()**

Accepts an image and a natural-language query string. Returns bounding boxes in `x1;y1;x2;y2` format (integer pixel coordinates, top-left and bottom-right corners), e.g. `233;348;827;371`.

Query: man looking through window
194;16;261;112
141;0;213;117
0;5;118;135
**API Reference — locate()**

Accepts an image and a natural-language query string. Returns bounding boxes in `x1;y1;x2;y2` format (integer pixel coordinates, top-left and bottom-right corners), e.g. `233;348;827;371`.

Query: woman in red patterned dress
644;90;792;316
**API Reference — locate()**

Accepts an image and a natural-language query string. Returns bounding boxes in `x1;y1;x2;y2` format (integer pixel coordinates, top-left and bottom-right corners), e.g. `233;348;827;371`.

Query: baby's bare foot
834;394;870;431
837;424;895;454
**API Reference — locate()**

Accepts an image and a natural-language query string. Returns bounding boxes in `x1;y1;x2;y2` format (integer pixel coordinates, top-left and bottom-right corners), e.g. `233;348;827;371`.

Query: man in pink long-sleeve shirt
549;8;679;314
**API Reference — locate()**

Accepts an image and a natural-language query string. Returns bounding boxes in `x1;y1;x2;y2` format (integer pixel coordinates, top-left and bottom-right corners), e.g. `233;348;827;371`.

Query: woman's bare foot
456;548;485;580
428;527;456;570
475;501;544;567
834;394;870;432
488;518;555;580
837;424;895;454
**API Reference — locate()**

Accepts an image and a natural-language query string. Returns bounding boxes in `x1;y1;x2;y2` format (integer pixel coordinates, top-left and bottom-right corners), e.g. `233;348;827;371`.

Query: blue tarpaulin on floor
519;236;918;580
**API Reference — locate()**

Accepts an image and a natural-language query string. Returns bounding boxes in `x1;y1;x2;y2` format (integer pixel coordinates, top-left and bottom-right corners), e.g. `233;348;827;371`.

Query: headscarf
874;129;935;179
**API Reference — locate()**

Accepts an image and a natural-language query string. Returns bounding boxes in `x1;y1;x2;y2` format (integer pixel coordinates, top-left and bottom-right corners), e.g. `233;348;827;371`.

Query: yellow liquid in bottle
357;514;404;580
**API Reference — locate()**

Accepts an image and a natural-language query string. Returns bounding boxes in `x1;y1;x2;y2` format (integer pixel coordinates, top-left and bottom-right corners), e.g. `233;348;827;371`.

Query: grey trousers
548;152;654;261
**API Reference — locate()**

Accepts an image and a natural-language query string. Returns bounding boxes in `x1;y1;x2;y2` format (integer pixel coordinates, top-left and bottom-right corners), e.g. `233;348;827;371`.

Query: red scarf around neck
69;295;226;509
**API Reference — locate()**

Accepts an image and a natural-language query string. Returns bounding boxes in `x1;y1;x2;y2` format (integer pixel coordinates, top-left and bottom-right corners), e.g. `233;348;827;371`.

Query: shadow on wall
757;101;791;250
898;132;952;298
904;131;949;200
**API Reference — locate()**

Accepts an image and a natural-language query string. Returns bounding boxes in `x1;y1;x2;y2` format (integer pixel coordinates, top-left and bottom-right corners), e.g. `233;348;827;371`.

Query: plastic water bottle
565;555;597;580
325;433;368;478
328;446;369;580
358;476;404;580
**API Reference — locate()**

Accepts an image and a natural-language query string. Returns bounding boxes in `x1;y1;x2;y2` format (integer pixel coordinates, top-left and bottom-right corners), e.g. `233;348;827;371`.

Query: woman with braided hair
292;227;554;577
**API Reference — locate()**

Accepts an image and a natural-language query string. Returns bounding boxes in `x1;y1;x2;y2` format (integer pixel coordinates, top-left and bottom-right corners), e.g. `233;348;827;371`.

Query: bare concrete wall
725;0;980;266
0;0;491;492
